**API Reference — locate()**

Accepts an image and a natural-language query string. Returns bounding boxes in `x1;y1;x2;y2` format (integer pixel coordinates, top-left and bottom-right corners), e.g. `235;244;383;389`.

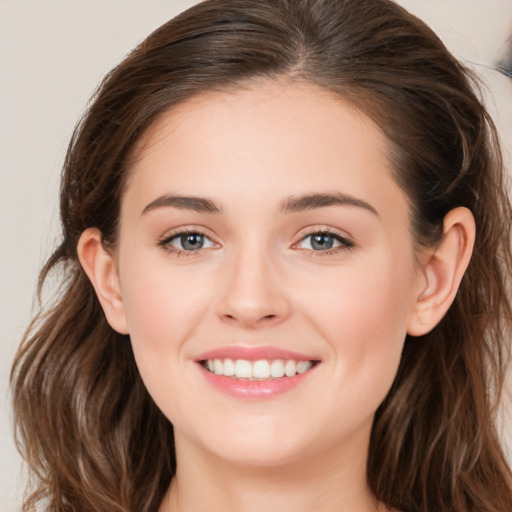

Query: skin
78;80;475;512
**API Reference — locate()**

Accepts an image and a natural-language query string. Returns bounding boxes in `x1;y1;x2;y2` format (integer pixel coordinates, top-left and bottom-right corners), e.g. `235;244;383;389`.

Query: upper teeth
205;359;313;380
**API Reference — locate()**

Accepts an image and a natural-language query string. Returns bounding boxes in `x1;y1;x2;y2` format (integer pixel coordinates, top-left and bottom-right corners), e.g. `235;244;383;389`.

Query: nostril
221;313;278;325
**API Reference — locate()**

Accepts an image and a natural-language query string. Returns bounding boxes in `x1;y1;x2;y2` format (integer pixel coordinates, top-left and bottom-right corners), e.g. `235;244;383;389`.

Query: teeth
235;359;253;379
223;358;235;376
297;361;311;374
214;359;223;375
285;360;296;377
203;358;314;380
253;360;271;379
270;359;285;378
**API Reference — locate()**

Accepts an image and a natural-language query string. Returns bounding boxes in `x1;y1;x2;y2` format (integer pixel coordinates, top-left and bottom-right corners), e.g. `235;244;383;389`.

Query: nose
215;244;291;328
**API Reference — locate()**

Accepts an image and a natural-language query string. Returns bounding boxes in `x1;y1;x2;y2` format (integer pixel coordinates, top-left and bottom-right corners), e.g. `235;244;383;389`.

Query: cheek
117;258;216;428
299;251;416;396
117;253;213;369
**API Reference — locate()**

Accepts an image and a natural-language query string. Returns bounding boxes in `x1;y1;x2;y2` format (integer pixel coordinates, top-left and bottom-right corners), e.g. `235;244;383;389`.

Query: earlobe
77;228;129;335
407;207;475;336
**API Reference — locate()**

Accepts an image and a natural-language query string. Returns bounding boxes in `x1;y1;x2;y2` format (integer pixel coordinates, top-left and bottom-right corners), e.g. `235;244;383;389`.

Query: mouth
200;358;318;381
194;346;321;398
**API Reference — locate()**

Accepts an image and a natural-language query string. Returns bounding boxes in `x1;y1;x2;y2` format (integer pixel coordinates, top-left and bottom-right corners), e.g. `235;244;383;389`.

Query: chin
175;414;318;468
207;438;310;468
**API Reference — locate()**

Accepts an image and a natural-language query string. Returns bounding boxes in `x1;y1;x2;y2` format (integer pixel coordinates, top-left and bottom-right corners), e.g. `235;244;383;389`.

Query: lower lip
198;363;318;399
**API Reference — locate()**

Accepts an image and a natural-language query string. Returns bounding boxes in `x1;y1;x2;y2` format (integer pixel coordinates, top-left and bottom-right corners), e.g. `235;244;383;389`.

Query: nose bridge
216;233;289;327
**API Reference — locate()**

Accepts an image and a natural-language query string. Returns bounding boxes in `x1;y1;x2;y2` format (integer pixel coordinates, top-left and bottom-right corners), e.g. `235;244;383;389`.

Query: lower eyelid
295;231;354;249
157;229;354;255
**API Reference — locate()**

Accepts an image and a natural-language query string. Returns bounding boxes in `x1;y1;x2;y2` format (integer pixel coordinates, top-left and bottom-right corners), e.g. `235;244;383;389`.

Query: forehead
131;82;362;170
123;80;409;225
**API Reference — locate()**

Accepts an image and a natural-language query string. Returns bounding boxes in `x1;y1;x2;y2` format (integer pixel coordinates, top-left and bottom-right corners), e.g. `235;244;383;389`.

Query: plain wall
1;1;511;510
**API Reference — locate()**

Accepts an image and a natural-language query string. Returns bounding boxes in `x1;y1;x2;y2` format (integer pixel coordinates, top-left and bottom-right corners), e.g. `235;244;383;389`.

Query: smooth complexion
78;81;475;512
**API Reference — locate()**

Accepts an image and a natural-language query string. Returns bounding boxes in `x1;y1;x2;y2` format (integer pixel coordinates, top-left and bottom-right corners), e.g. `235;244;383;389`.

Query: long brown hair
11;1;512;511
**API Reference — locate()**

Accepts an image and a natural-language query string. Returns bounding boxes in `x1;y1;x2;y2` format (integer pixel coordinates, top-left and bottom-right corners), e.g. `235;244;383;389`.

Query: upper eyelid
295;233;354;249
157;229;218;256
156;225;355;248
158;226;217;245
291;227;357;255
293;225;354;243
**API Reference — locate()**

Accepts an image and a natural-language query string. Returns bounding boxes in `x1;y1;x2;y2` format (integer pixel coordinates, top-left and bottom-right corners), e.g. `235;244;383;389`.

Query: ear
77;228;129;335
407;207;475;336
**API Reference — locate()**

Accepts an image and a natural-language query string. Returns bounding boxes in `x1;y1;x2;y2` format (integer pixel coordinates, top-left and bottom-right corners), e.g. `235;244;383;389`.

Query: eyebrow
141;194;222;215
280;192;379;216
141;191;378;217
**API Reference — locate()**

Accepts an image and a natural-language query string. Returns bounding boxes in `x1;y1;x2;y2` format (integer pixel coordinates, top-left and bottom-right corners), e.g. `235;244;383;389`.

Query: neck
159;430;385;512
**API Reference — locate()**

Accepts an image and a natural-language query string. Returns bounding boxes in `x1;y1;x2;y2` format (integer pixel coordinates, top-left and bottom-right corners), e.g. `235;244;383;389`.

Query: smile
202;358;315;380
195;346;320;398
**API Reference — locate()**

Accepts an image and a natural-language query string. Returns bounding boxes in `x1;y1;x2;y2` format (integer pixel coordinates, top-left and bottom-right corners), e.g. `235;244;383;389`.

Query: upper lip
194;345;320;362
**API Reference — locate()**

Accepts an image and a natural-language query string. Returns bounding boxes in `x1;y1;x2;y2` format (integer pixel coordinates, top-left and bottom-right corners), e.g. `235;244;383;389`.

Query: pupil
312;234;333;250
181;233;203;250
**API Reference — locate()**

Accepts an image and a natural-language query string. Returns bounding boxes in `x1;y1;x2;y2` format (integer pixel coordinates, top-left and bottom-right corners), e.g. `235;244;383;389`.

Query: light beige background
1;1;511;510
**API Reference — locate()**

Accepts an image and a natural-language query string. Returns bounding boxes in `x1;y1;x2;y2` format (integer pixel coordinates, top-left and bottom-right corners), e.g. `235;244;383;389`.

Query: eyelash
295;229;355;257
157;228;355;257
157;229;216;257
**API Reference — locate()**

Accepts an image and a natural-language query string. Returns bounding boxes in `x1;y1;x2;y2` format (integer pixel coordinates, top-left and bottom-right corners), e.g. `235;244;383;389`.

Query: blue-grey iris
181;233;204;250
311;234;334;250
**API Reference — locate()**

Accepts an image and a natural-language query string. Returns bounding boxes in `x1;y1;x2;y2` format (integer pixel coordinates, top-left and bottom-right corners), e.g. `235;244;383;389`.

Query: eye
296;231;354;252
158;230;217;254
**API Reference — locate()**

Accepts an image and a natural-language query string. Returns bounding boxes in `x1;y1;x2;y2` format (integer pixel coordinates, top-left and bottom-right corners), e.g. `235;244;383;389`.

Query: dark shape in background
497;36;512;78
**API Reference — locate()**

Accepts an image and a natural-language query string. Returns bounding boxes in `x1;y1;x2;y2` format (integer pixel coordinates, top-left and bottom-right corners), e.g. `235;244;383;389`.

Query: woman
11;0;512;511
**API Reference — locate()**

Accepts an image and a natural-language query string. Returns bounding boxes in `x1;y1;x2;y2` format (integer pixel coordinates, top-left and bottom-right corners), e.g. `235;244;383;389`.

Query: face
114;81;423;468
